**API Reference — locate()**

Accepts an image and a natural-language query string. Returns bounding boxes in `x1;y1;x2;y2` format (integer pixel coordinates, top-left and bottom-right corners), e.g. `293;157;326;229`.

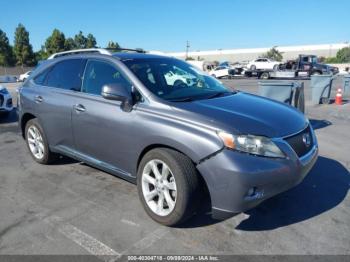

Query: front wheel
137;148;199;226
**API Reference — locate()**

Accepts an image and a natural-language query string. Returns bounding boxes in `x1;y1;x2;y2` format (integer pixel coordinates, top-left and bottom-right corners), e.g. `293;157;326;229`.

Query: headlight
218;131;285;158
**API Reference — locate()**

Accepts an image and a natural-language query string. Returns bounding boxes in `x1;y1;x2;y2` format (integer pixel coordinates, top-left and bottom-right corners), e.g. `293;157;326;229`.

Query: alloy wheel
141;159;177;216
27;126;45;160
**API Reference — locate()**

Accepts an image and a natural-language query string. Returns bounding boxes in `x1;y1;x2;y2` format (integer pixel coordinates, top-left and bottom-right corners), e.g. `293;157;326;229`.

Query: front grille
284;125;314;157
0;94;3;107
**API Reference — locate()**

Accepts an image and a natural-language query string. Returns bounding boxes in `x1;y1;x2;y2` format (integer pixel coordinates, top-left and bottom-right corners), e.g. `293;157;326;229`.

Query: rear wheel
260;72;270;79
137;148;199;226
25;119;57;164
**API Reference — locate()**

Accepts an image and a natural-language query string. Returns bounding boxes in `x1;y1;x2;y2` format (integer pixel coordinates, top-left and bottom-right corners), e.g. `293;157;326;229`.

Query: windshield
123;58;232;101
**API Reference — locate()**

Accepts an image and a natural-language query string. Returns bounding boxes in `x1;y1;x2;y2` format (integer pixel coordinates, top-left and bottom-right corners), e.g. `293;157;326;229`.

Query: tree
86;34;97;48
324;57;339;64
45;29;66;55
0;29;15;66
35;46;48;61
13;24;35;66
261;46;283;62
74;31;87;49
335;47;350;63
107;41;120;50
64;37;76;50
185;56;195;61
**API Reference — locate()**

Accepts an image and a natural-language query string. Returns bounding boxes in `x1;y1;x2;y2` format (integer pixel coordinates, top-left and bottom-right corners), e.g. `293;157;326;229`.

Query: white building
166;43;349;62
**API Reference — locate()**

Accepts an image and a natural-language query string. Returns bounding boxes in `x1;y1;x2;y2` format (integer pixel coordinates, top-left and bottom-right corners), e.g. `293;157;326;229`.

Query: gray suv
18;51;318;226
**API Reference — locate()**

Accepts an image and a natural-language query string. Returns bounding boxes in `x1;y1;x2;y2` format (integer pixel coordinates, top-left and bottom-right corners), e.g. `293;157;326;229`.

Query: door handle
34;95;43;103
74;104;86;113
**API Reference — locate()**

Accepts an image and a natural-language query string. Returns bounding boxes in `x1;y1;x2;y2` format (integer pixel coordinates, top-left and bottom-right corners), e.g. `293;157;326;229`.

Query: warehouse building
166;43;349;62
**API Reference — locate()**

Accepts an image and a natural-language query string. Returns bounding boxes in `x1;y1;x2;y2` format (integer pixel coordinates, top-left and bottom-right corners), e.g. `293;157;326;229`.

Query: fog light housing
247;187;257;197
245;187;264;200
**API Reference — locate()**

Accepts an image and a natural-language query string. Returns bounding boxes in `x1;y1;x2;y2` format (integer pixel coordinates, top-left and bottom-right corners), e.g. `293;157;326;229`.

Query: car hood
170;92;307;138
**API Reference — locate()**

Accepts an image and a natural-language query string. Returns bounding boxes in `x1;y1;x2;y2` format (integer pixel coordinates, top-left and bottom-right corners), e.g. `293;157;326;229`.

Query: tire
211;74;217;78
137;148;199;226
260;72;270;80
25;118;57;164
321;97;330;104
250;65;256;71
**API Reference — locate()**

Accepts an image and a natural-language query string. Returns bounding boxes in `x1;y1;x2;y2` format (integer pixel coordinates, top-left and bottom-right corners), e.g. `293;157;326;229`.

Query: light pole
186;41;190;60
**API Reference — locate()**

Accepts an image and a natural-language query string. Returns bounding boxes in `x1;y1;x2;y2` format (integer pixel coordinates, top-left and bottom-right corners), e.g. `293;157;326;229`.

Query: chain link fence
0;66;34;76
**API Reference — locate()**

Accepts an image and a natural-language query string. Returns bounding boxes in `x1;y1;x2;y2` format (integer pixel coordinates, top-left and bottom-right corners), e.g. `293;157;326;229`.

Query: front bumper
197;128;318;220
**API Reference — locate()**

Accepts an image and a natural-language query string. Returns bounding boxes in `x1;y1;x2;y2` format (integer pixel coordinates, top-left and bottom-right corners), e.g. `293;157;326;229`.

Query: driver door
71;59;136;175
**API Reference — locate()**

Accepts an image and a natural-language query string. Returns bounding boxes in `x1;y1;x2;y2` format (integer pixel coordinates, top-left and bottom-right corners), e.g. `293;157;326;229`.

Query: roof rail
105;47;146;53
47;47;147;60
47;48;113;60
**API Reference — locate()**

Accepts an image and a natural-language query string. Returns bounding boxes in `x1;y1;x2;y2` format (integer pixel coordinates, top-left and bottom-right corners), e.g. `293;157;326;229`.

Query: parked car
219;62;244;75
0;85;13;117
209;66;234;78
246;58;281;71
18;51;318;226
164;67;196;86
19;71;32;82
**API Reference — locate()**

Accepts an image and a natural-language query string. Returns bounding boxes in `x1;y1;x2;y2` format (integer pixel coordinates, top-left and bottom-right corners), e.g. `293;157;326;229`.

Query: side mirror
101;83;133;111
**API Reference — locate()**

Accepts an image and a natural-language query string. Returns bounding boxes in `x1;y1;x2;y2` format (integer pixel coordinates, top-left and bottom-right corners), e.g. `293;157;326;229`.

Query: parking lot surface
0;79;349;257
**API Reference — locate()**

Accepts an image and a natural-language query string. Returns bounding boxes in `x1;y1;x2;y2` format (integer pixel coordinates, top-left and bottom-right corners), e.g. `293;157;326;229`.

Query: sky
1;0;349;52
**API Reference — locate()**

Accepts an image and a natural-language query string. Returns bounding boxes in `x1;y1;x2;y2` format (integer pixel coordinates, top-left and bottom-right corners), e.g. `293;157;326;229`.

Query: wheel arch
136;143;211;204
21;113;37;138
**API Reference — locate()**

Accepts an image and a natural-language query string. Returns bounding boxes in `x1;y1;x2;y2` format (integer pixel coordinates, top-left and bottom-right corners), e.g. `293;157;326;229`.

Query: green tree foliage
35;46;49;61
64;37;76;50
74;31;87;49
45;29;66;55
335;47;350;63
185;56;195;61
261;47;283;61
107;41;120;49
323;47;350;64
324;57;339;63
0;29;15;66
13;24;35;66
86;34;97;48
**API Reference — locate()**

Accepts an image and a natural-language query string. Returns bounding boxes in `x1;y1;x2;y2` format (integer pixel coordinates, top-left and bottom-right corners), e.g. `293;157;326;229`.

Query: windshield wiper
205;91;235;100
168;97;196;102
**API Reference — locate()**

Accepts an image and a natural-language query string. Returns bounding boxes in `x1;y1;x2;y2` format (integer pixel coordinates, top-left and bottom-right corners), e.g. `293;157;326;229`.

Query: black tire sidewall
137;149;198;226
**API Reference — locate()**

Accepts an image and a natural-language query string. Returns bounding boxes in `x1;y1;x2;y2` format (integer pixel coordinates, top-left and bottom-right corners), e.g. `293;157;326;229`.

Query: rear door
71;59;136;175
33;59;86;150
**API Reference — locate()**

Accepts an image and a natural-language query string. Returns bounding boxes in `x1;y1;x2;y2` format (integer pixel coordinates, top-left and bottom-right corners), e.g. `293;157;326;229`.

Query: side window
82;60;132;96
33;68;51;85
46;59;86;91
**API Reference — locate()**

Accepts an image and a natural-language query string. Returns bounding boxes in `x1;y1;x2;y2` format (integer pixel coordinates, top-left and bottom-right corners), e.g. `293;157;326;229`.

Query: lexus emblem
302;133;311;147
